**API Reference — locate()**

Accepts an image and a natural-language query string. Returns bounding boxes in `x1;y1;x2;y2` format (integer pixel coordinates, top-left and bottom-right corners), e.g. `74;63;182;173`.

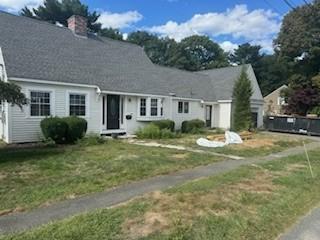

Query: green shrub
181;119;205;133
309;106;320;116
40;117;68;144
136;124;177;139
40;116;87;144
152;119;175;132
159;128;177;138
64;116;88;143
78;134;106;146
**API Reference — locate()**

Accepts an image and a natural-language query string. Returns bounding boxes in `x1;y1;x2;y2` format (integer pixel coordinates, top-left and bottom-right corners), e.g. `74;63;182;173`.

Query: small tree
0;81;27;108
232;67;253;131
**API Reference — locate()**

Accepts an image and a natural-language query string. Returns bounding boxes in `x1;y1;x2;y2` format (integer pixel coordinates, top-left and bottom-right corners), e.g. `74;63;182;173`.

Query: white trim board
9;77;206;102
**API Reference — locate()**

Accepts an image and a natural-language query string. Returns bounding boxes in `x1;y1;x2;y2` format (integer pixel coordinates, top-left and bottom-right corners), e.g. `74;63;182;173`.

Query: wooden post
303;141;314;178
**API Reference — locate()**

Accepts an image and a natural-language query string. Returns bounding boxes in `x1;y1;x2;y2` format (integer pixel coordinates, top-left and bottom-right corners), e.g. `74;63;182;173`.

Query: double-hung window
178;102;183;113
178;101;189;114
30;91;51;116
184;102;189;113
150;98;158;116
139;97;162;117
69;94;86;116
140;98;146;116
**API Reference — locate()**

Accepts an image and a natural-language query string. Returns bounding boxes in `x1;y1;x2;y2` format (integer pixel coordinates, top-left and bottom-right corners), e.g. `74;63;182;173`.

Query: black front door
107;95;120;130
205;105;212;127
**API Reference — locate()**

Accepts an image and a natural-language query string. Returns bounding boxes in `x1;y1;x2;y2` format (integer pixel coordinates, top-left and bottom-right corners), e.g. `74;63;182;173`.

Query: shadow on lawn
0;145;67;165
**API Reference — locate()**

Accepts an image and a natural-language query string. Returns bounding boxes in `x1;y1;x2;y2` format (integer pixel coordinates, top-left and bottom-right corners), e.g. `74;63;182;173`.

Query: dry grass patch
286;163;307;172
230;170;276;194
114;154;139;161
122;169;281;239
171;153;189;159
0;172;7;181
235;138;275;149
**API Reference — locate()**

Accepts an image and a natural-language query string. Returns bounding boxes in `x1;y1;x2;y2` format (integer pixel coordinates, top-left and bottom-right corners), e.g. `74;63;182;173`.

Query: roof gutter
9;77;204;101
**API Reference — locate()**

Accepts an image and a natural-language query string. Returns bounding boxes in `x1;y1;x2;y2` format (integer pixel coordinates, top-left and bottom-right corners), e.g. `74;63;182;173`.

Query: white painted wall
9;80;102;143
6;78;263;143
0;47;9;143
125;97;206;133
212;104;220;128
125;96;173;134
251;101;264;128
171;99;205;129
217;102;232;129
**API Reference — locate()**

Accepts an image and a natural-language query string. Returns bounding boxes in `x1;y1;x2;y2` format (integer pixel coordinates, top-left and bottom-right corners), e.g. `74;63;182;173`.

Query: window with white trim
138;97;163;118
30;91;51;116
150;98;158;116
184;102;189;113
178;101;189;114
69;94;86;116
140;98;146;116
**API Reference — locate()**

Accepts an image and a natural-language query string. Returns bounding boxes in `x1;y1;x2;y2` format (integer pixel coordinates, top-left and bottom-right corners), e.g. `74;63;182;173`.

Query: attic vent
67;15;88;37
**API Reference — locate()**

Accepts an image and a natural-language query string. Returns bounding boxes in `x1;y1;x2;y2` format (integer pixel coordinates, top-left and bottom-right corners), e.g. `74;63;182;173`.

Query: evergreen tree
20;0;101;33
232;67;253;131
99;28;123;41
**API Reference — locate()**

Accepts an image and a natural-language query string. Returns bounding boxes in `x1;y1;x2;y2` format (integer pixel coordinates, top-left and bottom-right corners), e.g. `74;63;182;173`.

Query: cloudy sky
0;0;306;53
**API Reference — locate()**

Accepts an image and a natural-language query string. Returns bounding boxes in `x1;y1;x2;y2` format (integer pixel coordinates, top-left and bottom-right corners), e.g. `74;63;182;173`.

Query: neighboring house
0;12;264;143
264;85;288;116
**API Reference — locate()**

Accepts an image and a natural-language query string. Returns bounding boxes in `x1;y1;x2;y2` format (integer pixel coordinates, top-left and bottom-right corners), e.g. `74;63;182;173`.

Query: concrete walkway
0;141;319;235
280;207;320;240
128;140;243;160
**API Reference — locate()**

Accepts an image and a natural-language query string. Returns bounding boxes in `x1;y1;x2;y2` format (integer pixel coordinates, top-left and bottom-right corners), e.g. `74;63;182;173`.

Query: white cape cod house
0;12;264;143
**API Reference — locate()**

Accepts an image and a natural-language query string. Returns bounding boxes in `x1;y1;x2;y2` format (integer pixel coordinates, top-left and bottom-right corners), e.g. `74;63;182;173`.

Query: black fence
265;115;320;136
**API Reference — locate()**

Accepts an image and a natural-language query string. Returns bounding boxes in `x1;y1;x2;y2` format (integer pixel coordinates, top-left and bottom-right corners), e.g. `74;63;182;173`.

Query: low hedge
64;116;88;143
136;124;177;139
152;120;175;132
41;116;87;144
181;119;205;133
40;117;68;144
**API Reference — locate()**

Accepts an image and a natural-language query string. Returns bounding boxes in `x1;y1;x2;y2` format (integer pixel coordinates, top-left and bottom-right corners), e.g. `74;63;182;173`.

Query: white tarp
196;131;243;148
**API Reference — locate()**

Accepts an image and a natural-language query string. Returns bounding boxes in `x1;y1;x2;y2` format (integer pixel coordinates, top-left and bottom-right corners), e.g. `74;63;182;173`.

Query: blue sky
0;0;307;53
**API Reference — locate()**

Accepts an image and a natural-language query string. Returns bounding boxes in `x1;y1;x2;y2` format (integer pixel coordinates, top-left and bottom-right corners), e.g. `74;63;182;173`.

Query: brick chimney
67;15;87;37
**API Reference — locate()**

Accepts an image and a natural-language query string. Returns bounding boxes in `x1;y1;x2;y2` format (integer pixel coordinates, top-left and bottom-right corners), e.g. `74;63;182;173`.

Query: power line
262;0;284;15
301;0;314;10
283;0;296;9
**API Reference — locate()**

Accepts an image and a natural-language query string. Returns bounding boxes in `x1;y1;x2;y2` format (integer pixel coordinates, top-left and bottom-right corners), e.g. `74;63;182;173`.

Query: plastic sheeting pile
196;131;243;148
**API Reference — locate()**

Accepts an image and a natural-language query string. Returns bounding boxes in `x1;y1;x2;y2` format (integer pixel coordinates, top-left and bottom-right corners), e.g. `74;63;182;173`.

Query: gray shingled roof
0;11;262;102
200;64;263;101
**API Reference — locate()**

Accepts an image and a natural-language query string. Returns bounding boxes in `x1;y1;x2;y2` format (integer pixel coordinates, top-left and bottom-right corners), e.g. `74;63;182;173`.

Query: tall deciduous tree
170;35;229;71
229;43;262;66
275;0;320;115
254;55;291;96
128;33;228;71
232;67;253;131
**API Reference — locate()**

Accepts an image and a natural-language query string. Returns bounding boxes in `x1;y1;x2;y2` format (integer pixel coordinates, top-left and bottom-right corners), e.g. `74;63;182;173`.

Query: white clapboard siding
10;80;102;143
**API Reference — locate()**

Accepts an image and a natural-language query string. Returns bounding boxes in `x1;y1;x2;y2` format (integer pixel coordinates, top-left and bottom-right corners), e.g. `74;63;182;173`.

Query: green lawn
3;149;319;240
0;140;223;214
157;132;309;157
